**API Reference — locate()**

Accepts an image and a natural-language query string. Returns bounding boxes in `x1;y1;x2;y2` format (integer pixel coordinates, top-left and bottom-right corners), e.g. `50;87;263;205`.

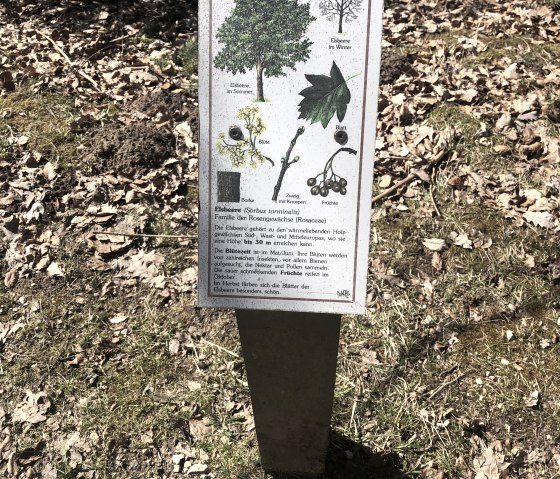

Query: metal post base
236;310;341;477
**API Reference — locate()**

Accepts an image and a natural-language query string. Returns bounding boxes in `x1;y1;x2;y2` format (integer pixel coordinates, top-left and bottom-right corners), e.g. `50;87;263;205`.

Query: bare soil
85;122;176;175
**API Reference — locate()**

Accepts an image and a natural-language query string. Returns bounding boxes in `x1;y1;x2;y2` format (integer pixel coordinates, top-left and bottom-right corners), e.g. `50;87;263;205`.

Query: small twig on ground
37;31;72;64
94;231;198;240
429;182;442;217
84;34;133;63
427;373;466;400
371;172;417;204
349;398;358;436
38;30;101;91
200;338;239;358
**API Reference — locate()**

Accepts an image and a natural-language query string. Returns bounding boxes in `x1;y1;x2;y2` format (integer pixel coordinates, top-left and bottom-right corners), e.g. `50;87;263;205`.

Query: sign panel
198;0;384;314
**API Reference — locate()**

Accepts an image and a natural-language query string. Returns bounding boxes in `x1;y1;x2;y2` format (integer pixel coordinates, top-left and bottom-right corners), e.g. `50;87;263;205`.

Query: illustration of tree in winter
319;0;364;34
214;0;315;102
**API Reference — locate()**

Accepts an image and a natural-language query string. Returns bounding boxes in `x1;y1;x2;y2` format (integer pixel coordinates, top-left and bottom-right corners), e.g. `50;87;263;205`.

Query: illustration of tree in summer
214;0;315;102
319;0;364;34
217;106;273;168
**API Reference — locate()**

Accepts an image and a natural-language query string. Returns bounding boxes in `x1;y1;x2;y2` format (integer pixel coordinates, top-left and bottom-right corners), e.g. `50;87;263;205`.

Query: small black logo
337;289;350;298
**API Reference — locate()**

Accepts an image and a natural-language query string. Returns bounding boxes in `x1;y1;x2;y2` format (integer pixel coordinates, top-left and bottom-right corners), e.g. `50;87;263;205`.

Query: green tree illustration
214;0;315;102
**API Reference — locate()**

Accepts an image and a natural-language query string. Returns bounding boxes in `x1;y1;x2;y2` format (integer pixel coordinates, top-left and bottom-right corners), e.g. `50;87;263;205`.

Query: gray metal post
236;310;341;477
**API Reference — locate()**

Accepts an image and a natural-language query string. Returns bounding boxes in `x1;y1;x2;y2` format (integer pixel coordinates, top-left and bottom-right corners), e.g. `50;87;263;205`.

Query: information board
198;0;384;314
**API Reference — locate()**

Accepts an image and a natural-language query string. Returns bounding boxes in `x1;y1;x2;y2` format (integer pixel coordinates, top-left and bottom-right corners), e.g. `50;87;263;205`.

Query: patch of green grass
0;134;12;159
428;104;479;141
199;434;262;479
427;104;499;169
135;35;158;45
546;0;560;10
153;54;170;69
548;121;560;138
462;35;560;70
362;183;560;475
0;86;81;167
143;208;184;253
1;274;202;478
427;104;523;171
178;37;198;78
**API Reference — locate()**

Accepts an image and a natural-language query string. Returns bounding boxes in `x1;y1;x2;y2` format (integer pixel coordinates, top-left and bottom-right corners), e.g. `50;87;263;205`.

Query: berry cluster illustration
307;147;356;197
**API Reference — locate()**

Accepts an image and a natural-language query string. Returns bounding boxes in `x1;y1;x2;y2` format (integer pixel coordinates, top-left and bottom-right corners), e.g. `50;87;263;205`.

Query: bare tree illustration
319;0;364;34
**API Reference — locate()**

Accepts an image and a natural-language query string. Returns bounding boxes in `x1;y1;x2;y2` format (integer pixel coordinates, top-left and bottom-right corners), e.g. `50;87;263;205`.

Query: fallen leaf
473;445;510;479
379;174;392;188
47;262;64;277
524;255;535;268
0;71;16;92
524;390;540;409
187;381;202;391
423;238;448;252
42;161;57;181
502;63;519;80
189;419;212;441
493;145;512;155
523;211;553;229
17;135;30;146
448;231;473;250
169;338;180;355
13;391;51;424
432;252;443;271
4;268;18;289
47;261;64;277
109;314;128;324
361;349;381;366
187;463;209;475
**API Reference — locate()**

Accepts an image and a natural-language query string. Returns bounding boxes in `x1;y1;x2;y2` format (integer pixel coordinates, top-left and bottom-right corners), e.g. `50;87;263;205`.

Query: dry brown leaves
376;0;560;235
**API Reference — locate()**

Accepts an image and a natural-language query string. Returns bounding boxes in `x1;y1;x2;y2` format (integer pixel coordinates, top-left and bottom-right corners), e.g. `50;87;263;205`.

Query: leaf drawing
298;62;351;128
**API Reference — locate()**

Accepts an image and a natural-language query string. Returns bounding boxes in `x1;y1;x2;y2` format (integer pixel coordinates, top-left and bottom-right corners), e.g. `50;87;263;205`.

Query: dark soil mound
380;50;413;85
84;90;198;176
85;122;175;176
131;90;199;137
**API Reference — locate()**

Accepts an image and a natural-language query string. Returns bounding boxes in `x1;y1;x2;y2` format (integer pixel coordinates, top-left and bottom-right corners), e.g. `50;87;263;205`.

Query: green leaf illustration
298;62;351;128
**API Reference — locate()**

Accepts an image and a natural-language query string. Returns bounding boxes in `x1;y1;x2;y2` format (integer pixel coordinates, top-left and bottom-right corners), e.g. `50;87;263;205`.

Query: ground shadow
2;0;198;40
271;432;407;479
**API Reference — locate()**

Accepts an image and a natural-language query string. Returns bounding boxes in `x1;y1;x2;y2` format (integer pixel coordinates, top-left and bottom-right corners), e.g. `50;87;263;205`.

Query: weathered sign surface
199;0;384;314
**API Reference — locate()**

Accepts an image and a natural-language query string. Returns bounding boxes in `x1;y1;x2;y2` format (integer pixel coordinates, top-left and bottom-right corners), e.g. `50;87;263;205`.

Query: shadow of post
269;431;407;479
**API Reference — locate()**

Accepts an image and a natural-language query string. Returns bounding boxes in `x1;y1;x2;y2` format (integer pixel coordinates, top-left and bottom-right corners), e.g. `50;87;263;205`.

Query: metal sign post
198;0;384;475
237;310;340;475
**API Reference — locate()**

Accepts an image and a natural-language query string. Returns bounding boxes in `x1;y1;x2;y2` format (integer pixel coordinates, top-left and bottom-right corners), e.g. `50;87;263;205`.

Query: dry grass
1;9;559;479
0;86;82;167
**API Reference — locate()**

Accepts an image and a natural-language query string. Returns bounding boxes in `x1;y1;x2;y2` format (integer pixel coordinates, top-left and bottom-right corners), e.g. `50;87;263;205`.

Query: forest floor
1;0;560;478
